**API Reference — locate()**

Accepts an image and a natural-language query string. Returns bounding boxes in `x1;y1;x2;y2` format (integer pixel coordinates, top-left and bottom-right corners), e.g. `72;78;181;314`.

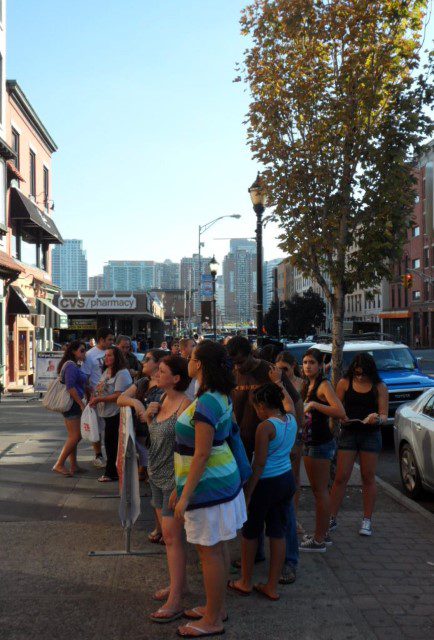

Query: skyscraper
180;254;212;319
263;258;282;312
155;260;180;289
52;240;88;291
223;240;257;323
103;261;156;290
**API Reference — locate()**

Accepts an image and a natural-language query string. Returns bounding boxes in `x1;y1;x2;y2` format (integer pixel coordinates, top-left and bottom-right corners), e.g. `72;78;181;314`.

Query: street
0;400;433;640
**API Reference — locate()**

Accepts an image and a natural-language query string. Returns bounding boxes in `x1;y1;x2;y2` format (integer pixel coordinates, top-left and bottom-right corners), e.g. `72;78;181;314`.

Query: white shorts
184;491;247;547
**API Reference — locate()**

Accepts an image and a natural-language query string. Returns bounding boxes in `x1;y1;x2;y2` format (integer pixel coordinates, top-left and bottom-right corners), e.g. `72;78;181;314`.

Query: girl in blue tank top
228;381;297;601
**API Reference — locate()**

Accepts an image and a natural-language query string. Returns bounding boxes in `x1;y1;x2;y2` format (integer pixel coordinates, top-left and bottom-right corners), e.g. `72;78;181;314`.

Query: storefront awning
8;285;36;314
9;187;63;244
0;251;23;278
6;160;26;182
379;310;412;319
37;297;68;328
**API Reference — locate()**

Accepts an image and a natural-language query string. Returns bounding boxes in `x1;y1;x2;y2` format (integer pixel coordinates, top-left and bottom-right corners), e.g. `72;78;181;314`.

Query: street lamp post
198;214;241;331
209;256;219;341
249;173;268;344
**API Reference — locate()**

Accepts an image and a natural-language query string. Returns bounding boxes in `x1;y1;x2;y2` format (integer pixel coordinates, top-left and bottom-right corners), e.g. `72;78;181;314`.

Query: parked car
312;339;434;426
283;341;316;365
394;388;434;498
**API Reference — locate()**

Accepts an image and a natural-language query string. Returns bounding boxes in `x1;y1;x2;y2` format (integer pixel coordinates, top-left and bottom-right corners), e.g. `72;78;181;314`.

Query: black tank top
343;380;379;430
306;383;333;446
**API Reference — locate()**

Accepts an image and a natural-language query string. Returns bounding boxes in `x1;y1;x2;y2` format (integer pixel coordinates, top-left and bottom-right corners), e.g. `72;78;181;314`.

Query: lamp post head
209;255;219;277
248;173;268;209
231;214;241;219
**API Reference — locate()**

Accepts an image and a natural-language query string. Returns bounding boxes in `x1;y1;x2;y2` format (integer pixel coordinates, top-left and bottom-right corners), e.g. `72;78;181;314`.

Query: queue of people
51;328;388;638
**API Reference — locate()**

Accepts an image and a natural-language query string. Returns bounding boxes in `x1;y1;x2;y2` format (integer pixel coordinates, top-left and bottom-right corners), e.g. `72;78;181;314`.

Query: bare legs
329;450;358;517
53;417;81;476
234;535;284;600
151;514;187;618
303;456;331;543
329;450;378;520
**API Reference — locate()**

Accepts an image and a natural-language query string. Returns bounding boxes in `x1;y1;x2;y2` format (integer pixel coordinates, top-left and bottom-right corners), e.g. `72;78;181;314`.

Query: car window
340;348;415;372
423;395;434;418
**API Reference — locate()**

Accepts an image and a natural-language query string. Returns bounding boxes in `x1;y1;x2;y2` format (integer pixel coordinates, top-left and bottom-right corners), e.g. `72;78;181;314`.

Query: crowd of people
51;328;388;639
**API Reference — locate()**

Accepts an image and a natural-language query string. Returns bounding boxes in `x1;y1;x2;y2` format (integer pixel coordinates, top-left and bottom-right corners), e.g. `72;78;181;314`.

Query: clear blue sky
7;2;434;277
7;0;284;276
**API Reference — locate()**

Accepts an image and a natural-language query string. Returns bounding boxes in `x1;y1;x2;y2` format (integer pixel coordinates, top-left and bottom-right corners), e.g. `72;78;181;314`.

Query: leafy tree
286;288;326;337
264;299;280;335
238;0;434;383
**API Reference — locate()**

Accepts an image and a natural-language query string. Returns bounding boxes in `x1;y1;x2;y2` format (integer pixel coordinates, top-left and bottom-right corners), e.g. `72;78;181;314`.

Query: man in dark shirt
226;336;303;459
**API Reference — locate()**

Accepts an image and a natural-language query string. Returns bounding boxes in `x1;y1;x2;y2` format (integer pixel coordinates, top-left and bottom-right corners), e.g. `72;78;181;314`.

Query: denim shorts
149;479;174;517
243;470;296;540
304;439;336;460
63;400;82;419
338;428;382;454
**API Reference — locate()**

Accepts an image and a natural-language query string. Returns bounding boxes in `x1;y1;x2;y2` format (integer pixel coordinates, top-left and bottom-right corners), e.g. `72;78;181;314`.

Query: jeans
103;413;120;479
285;498;299;568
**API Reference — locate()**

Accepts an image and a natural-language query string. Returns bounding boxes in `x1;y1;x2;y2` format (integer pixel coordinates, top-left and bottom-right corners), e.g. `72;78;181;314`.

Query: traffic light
401;273;413;288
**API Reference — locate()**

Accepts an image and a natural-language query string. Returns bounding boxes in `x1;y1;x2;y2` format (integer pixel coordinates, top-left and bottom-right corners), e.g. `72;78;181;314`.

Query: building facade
0;74;64;389
103;260;156;291
223;239;257;323
263;258;281;313
155;260;180;290
180;253;211;322
52;239;88;291
88;274;104;291
381;145;434;347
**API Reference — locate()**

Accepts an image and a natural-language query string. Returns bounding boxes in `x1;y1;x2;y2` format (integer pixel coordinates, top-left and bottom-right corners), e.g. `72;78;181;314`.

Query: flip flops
226;580;251;596
176;622;225;638
150;608;184;624
184;608;228;622
253;584;280;601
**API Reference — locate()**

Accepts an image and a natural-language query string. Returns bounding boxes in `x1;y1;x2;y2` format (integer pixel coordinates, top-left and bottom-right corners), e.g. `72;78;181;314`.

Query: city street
1;401;433;640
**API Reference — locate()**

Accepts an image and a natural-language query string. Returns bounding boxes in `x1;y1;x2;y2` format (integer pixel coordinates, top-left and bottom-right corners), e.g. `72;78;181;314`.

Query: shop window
412;258;420;269
413;290;421;301
412;226;420;237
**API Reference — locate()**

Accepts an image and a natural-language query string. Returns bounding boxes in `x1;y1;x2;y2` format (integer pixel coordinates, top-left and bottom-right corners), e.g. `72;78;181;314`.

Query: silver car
394;389;434;498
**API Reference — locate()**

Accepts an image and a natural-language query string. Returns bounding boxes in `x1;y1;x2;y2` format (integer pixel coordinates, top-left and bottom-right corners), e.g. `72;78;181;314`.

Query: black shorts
242;470;296;540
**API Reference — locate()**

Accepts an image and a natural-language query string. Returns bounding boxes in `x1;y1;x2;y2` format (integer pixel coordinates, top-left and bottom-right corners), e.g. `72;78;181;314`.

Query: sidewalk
0;422;434;640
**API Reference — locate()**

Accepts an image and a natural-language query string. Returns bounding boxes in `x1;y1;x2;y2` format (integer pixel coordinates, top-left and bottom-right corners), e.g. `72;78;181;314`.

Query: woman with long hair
52;340;87;477
329;353;388;536
146;356;191;622
89;346;132;482
117;348;167;542
171;341;246;638
275;351;305;539
299;348;345;553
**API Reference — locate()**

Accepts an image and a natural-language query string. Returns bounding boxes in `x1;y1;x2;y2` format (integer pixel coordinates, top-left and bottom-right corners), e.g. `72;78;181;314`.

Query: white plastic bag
80;404;100;443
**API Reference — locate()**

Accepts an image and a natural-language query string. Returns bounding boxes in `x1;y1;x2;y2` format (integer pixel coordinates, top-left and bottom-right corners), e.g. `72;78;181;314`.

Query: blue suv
314;340;434;425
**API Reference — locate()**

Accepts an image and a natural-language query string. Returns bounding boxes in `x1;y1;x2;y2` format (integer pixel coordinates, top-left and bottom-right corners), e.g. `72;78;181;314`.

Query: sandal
184;608;228;622
148;530;163;544
98;475;117;483
253;583;280;601
226;580;251;597
177;622;225;638
150;608;184;624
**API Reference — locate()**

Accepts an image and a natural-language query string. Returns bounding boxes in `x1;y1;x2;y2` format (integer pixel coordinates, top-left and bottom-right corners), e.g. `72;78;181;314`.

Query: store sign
69;318;97;330
59;295;137;311
35;351;63;392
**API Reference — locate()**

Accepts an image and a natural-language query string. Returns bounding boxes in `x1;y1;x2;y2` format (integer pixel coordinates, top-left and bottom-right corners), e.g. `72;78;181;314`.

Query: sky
7;0;284;277
6;1;434;278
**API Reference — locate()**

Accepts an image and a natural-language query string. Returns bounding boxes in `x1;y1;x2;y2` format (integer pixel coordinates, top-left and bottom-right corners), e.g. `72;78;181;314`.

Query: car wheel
399;443;422;499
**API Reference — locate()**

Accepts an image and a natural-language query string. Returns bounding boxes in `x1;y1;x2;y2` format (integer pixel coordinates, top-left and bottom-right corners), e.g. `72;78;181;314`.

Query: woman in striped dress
171;340;247;639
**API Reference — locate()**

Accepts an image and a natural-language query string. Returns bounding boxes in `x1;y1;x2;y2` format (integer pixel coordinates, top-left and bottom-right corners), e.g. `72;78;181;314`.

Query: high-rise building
180;254;212;319
215;275;225;322
155;260;180;289
52;240;88;291
88;274;104;291
103;261;156;291
223;240;257;323
263;258;282;312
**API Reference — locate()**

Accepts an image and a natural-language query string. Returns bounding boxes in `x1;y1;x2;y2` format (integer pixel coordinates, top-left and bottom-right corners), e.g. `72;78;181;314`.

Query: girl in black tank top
299;349;345;553
329;353;389;538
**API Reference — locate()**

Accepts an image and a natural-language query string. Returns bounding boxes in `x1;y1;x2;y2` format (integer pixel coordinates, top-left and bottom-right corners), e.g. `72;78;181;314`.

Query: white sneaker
359;518;372;536
93;455;106;469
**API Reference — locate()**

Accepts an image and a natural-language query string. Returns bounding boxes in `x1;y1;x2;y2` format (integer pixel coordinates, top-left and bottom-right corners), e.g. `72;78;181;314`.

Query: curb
355;462;434;525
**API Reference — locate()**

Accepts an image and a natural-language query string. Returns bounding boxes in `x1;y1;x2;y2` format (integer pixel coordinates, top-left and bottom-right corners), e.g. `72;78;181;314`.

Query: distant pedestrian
179;337;197;401
89;346;132;482
81;327;114;468
131;336;138;353
299;348;345;553
171;341;180;356
329;353;388;537
116;335;142;379
52;340;87;477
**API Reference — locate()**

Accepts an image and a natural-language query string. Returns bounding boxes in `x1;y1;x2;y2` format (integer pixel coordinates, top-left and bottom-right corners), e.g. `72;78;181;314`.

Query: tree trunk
331;285;345;387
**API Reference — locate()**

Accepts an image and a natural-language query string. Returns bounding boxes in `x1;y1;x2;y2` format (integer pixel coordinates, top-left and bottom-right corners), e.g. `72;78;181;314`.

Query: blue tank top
261;414;297;479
